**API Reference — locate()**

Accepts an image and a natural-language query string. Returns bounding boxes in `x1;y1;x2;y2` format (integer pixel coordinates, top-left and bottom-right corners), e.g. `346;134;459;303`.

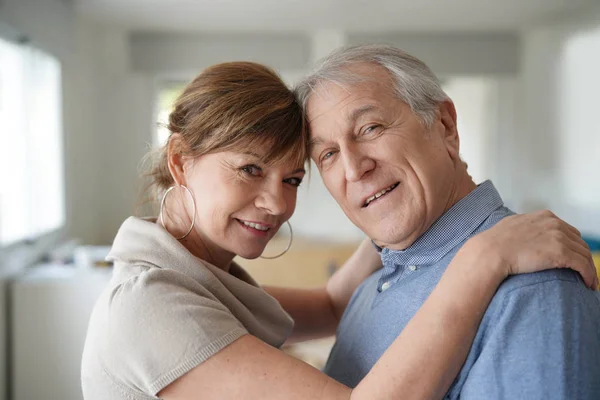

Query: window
559;26;600;209
443;77;496;185
155;82;186;146
0;38;65;245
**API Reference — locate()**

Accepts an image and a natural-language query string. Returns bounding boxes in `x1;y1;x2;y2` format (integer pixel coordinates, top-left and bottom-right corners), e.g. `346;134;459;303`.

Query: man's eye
321;151;335;162
363;124;381;135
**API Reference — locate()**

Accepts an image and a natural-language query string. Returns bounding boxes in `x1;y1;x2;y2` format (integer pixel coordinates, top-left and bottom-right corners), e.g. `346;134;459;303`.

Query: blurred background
0;0;599;398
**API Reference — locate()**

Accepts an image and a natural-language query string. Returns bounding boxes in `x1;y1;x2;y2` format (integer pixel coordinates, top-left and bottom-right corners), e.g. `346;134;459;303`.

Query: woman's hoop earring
260;220;293;259
159;185;196;240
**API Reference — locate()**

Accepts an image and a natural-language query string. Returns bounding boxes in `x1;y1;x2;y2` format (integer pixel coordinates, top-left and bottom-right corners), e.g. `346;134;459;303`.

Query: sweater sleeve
101;267;248;396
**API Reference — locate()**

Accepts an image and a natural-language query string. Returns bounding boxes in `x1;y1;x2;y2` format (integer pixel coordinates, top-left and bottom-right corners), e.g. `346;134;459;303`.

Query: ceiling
75;0;595;33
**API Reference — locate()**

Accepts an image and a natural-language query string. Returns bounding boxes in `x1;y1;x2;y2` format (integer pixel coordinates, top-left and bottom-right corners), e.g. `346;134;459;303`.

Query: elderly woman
81;62;596;400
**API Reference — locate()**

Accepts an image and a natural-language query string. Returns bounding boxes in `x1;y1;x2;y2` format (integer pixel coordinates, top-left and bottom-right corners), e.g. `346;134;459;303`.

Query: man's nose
341;143;375;182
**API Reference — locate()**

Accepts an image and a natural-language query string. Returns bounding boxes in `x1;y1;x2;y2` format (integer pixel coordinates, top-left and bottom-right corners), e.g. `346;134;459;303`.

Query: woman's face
168;148;305;266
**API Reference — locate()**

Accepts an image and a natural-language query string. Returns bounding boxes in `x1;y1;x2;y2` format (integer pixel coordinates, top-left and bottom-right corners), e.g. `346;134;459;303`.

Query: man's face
306;65;463;250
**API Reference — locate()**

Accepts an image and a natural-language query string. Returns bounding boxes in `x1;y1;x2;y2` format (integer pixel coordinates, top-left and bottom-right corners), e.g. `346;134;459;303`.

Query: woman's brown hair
145;61;308;202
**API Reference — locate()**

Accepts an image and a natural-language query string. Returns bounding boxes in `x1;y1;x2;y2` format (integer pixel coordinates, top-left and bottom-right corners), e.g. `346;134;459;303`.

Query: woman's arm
160;211;597;400
264;237;382;342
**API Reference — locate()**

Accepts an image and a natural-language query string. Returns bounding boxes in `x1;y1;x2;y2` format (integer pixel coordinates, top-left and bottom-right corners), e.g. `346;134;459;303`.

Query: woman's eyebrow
240;151;262;159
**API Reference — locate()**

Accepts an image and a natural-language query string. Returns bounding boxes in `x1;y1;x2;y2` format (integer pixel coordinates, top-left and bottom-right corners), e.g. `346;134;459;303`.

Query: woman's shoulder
83;262;248;396
106;263;235;323
113;262;209;293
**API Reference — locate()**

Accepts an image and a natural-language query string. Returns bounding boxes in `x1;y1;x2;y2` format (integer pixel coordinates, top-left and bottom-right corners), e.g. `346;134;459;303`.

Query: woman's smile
235;218;273;237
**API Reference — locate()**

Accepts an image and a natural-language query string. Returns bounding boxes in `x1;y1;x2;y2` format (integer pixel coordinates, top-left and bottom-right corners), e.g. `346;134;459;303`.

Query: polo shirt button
381;281;392;291
408;265;417;271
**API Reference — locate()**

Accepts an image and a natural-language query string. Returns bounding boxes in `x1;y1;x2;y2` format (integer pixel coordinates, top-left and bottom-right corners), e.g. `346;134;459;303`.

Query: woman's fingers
498;210;597;289
553;242;596;288
557;250;597;289
536;217;597;289
559;229;598;289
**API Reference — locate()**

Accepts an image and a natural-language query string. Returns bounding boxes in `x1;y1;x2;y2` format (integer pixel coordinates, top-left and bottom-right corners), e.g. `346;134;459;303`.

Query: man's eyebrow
348;104;377;125
308;137;325;148
308;104;378;149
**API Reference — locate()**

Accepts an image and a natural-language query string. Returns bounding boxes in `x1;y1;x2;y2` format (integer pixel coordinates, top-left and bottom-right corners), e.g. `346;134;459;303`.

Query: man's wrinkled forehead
306;81;356;125
306;64;395;121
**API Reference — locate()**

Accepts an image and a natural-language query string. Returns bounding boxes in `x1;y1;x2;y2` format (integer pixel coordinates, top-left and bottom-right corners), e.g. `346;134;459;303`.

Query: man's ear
438;100;460;160
167;133;189;186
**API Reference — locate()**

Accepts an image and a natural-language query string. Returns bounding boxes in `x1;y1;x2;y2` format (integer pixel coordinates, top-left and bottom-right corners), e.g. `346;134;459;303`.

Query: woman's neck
158;211;234;272
181;233;235;272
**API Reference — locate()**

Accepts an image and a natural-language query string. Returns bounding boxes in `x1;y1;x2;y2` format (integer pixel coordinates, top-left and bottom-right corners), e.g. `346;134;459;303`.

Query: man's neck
377;173;477;251
442;173;478;217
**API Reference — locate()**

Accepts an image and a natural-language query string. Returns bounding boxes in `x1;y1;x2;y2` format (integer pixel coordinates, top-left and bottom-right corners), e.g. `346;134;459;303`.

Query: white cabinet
10;265;112;400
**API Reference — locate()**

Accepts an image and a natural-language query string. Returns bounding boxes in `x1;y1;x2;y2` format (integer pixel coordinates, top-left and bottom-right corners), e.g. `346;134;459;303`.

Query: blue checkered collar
376;180;504;267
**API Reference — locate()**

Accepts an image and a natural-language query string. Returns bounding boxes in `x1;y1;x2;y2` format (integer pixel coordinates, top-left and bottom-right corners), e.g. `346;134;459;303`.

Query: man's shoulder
452;267;600;399
450;268;600;396
498;268;584;294
471;206;600;306
484;268;600;324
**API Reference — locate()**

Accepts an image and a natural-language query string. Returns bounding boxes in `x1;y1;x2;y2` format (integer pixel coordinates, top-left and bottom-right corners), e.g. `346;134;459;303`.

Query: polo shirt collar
378;180;504;267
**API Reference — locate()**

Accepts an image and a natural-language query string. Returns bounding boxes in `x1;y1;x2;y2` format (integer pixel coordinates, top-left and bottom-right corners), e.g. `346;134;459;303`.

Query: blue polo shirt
324;181;600;399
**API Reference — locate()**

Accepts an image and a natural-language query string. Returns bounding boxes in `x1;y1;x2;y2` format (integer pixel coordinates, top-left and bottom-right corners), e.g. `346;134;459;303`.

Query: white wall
83;28;156;243
0;2;153;398
444;77;523;209
1;0;98;246
0;1;78;397
349;32;520;76
515;3;600;235
443;77;496;185
558;26;600;210
0;0;74;60
130;32;310;75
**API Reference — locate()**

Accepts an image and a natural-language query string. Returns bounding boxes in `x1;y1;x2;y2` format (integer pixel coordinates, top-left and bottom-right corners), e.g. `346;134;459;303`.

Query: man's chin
369;229;418;251
354;217;418;249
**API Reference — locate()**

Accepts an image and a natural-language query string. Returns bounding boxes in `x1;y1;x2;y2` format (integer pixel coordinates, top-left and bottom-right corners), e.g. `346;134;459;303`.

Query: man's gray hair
294;44;450;127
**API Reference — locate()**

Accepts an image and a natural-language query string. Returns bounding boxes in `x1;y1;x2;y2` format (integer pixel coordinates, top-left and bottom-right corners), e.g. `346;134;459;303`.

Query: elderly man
295;45;600;399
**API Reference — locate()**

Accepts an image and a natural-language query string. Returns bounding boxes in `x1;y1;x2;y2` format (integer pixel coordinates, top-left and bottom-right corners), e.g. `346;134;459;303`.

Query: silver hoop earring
260;220;293;259
159;185;196;240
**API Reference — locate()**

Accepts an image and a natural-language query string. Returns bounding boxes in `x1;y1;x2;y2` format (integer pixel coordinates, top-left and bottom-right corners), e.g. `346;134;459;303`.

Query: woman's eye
285;177;303;187
241;165;262;176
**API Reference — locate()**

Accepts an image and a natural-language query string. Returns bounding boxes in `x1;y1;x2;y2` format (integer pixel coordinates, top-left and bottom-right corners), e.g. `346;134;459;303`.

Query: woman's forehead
235;136;306;168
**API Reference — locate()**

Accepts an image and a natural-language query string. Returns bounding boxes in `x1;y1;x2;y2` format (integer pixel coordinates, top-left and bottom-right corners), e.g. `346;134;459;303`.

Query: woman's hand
463;210;598;289
326;237;383;320
265;237;383;343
